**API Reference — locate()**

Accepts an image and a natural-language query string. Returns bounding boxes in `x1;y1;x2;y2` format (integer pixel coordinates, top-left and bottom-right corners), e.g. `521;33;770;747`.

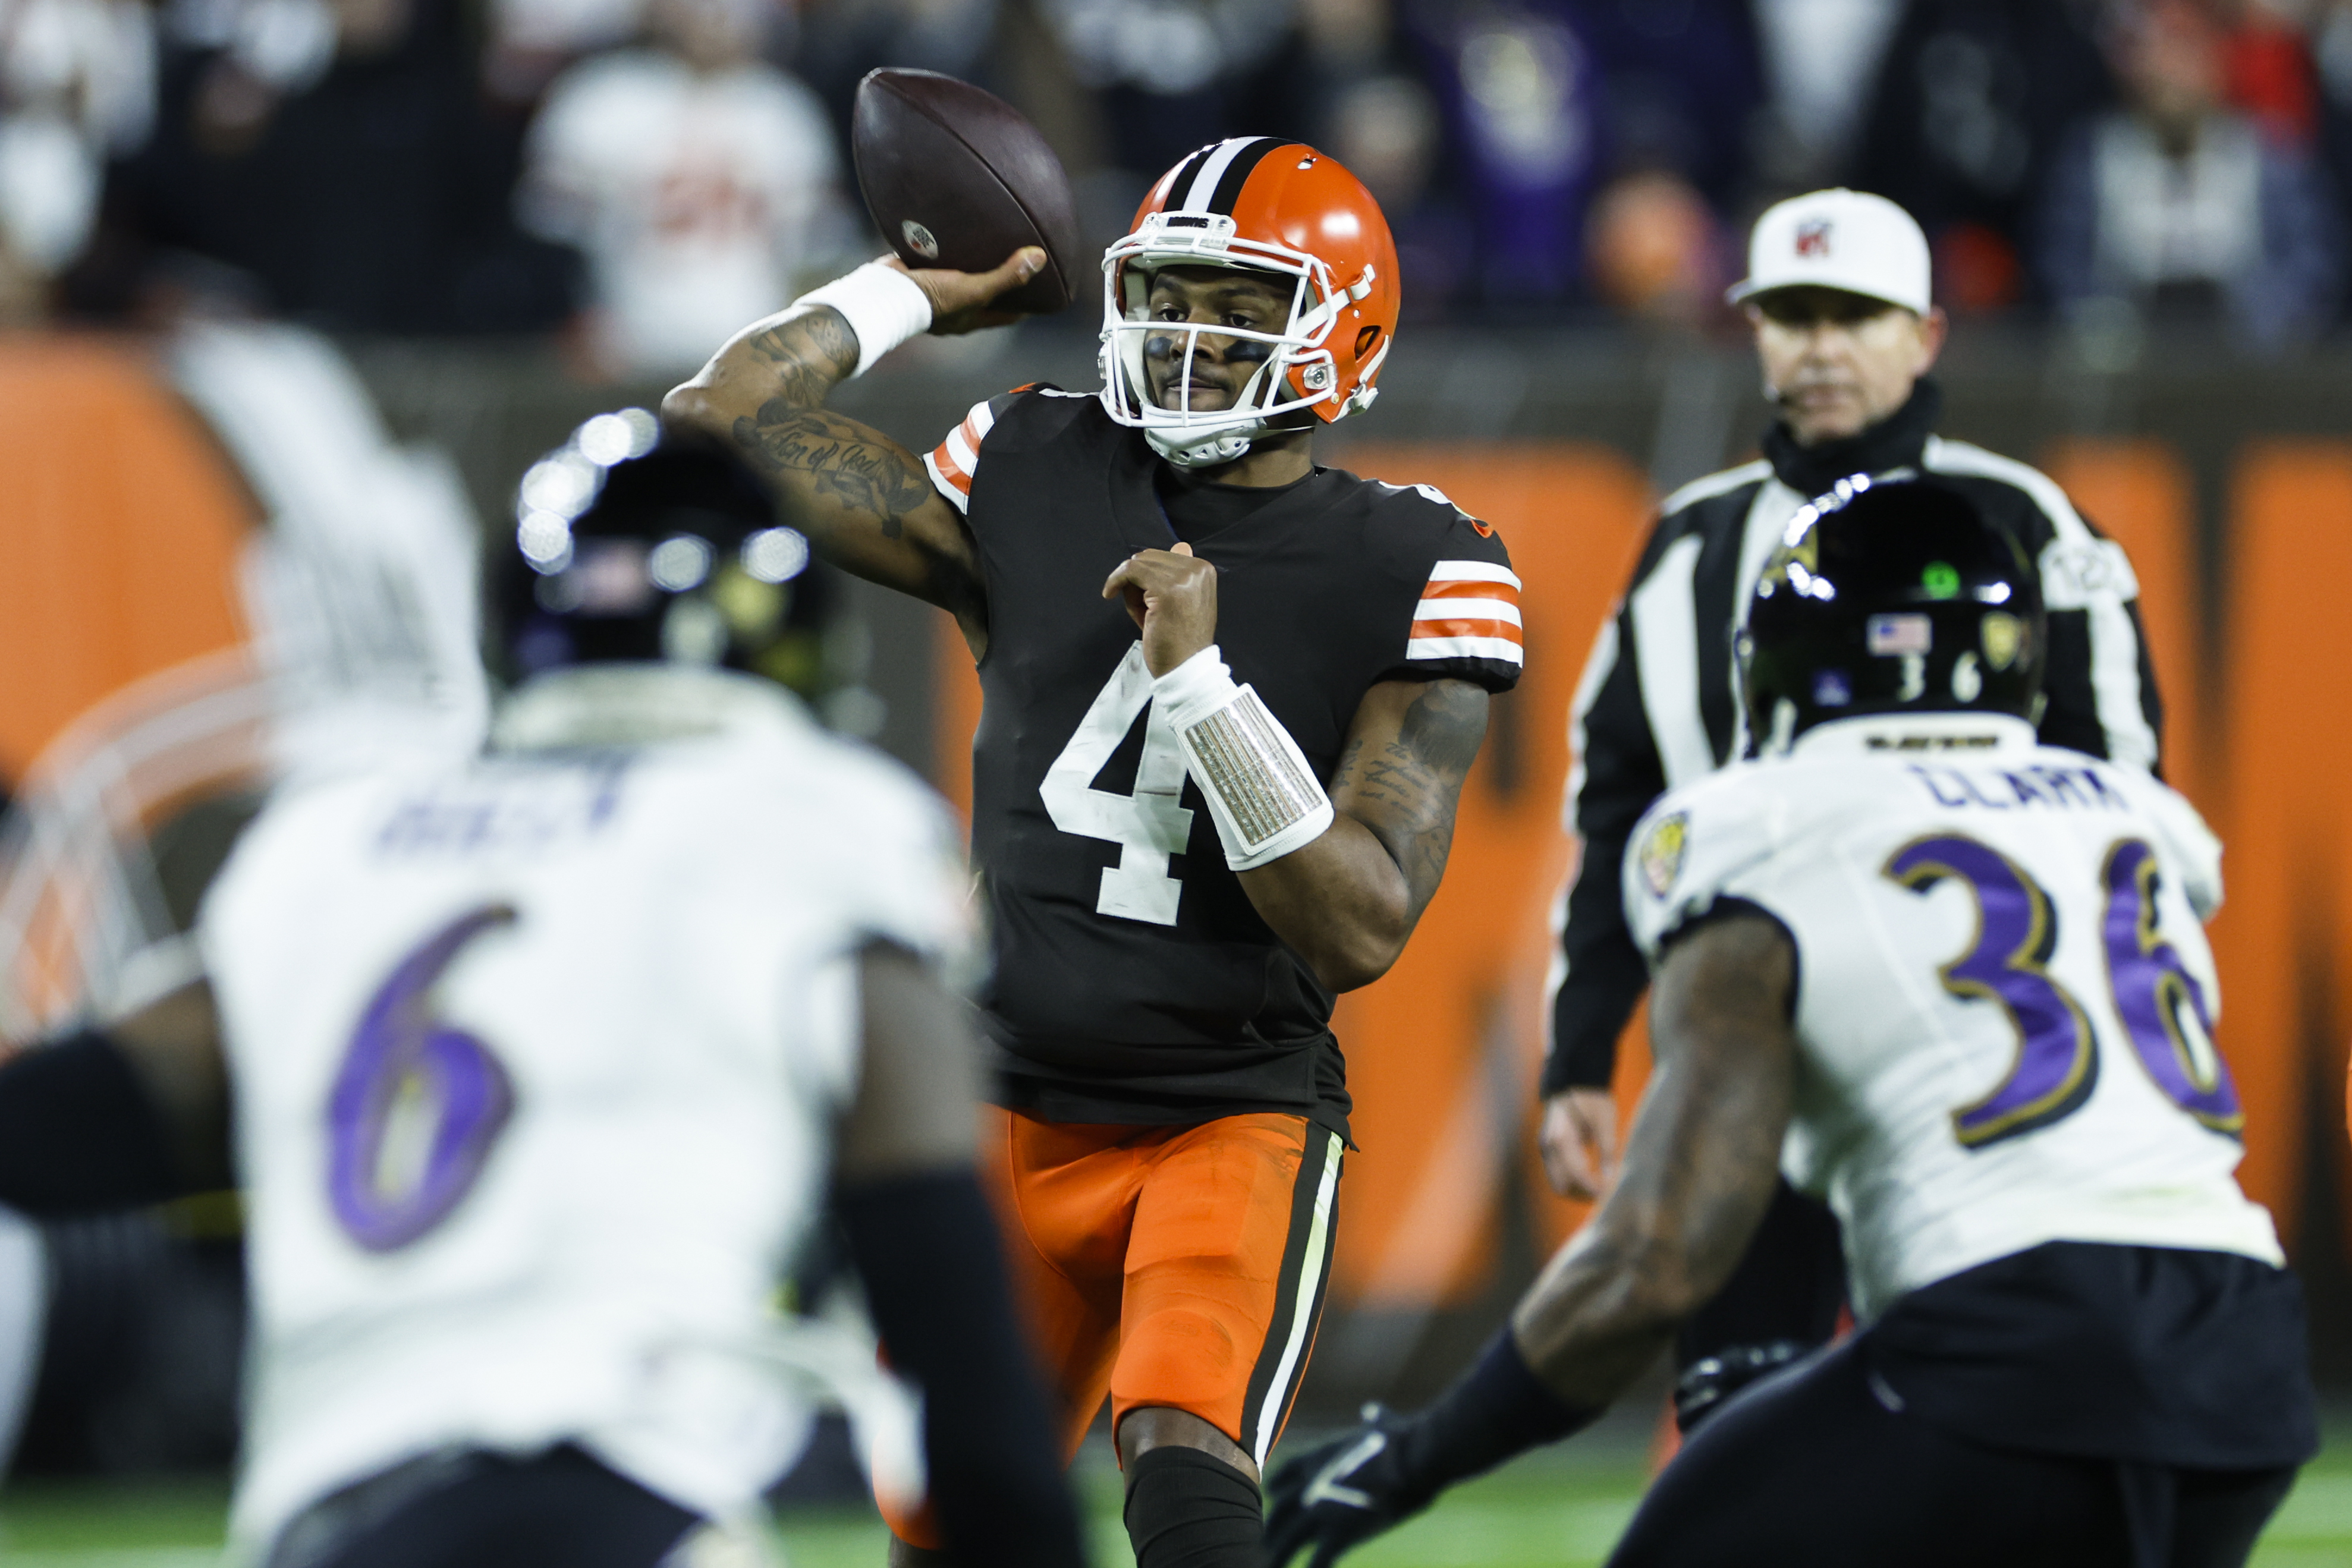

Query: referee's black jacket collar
1761;378;1943;499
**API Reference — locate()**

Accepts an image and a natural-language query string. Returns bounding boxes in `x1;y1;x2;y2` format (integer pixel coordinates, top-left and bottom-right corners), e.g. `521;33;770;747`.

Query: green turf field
5;1432;2352;1568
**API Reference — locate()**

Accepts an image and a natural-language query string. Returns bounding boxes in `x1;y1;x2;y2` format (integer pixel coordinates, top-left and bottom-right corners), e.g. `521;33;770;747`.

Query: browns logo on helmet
1099;137;1401;469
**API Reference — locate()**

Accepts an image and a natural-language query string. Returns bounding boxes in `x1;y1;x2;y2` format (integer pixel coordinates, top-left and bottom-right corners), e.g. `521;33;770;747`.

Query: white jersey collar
489;665;812;753
1788;709;2038;761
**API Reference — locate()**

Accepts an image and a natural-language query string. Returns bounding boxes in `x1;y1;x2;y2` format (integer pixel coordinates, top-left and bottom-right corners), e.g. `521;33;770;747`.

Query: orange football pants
882;1107;1344;1550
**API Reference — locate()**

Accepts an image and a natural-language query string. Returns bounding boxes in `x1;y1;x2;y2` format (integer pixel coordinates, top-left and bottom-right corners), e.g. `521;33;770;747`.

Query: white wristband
1155;645;1335;870
791;262;933;377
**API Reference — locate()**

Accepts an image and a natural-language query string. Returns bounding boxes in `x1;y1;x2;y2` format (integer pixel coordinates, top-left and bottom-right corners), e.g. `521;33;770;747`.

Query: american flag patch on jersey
1407;560;1524;667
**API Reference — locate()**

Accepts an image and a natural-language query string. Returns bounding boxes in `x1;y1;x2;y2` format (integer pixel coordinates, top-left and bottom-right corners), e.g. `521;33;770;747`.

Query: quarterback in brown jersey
665;136;1523;1568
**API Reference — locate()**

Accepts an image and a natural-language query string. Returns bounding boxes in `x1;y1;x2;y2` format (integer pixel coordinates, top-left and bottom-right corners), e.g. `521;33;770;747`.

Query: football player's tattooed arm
661;249;1042;658
1510;914;1797;1406
1244;676;1489;993
1260;917;1790;1560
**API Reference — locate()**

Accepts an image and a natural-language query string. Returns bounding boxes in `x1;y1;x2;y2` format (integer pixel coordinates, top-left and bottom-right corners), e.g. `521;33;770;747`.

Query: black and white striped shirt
1543;382;2166;1093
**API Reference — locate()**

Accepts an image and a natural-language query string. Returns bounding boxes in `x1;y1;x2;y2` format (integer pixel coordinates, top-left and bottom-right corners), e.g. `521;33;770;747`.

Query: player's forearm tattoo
725;309;937;529
746;307;859;407
687;301;985;632
726;310;939;528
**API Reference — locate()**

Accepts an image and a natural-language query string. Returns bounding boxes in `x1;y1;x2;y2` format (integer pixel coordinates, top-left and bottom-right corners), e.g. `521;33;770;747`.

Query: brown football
851;68;1083;317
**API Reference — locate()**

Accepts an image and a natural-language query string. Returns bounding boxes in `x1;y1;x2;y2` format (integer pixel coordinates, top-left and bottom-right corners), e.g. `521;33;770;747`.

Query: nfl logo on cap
1730;188;1931;316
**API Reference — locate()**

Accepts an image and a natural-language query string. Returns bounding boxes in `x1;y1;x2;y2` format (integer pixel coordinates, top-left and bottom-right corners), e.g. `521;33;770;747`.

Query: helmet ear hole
1355;324;1382;358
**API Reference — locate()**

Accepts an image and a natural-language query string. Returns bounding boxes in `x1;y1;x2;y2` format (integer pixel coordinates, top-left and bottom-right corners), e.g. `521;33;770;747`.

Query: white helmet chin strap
1142;357;1279;469
1148;424;1258;468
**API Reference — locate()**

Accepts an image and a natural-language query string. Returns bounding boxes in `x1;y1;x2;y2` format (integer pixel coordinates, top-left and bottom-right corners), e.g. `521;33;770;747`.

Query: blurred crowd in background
2;0;2351;372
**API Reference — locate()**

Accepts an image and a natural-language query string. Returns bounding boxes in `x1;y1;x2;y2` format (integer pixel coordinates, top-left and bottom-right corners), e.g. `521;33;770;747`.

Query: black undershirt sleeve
837;1169;1088;1568
0;1030;191;1217
1544;602;1667;1095
2027;502;2165;778
2033;608;2108;761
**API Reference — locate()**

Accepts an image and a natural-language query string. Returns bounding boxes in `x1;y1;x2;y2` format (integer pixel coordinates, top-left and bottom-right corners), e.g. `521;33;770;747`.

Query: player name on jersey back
1897;753;2130;814
1623;711;2279;1323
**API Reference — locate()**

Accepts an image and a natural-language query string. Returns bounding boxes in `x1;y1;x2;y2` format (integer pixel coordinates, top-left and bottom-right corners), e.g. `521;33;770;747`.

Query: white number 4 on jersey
1040;644;1193;925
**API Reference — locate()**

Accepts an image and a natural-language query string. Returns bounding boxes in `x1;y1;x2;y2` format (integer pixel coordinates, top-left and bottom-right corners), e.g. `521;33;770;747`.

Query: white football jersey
199;669;967;1556
1622;711;2280;1323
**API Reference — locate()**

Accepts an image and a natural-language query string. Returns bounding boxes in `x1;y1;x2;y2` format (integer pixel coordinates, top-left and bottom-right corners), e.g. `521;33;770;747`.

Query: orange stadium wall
0;336;253;782
2201;445;2352;1255
2039;440;2352;1267
932;437;2352;1314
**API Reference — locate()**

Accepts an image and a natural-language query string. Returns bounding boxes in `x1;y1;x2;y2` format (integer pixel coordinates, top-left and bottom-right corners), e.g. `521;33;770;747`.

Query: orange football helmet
1099;137;1401;468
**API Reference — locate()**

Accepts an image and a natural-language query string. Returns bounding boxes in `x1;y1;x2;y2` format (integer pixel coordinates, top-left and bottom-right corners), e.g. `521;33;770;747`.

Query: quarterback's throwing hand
1103;541;1218;676
882;245;1045;335
1264;1407;1433;1567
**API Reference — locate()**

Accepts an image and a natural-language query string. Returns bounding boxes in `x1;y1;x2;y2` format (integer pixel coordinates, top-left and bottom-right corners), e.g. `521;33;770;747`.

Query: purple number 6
1886;836;2098;1149
328;905;518;1251
2102;839;2242;1134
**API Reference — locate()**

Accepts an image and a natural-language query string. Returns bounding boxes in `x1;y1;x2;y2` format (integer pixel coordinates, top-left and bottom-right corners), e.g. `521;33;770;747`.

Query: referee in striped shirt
1539;188;2167;1430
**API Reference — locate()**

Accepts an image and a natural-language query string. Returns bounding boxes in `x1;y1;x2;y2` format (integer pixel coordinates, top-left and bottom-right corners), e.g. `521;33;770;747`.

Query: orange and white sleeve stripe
1407;560;1524;667
922;397;1001;514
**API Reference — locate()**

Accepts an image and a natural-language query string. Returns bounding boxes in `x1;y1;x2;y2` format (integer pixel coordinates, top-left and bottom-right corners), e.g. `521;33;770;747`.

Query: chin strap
1146;423;1257;468
1140;352;1280;468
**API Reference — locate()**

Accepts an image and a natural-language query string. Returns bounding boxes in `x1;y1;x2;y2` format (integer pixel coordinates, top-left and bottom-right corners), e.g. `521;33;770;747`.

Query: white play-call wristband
1155;645;1335;870
791;262;934;378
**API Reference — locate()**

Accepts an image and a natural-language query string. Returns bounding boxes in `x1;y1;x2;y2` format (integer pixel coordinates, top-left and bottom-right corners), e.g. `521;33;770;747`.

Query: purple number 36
1886;835;2241;1151
327;905;519;1251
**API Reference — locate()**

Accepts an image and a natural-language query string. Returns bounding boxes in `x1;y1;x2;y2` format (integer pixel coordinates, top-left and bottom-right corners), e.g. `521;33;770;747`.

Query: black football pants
268;1444;700;1568
1671;1176;1845;1430
1611;1334;2297;1568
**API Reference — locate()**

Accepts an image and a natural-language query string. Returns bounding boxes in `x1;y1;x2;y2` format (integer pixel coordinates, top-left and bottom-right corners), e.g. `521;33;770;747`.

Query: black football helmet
1740;471;2045;752
495;410;839;702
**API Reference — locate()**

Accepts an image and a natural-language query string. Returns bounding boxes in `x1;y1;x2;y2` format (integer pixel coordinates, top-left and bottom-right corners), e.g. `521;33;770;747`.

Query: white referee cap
1728;188;1932;316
